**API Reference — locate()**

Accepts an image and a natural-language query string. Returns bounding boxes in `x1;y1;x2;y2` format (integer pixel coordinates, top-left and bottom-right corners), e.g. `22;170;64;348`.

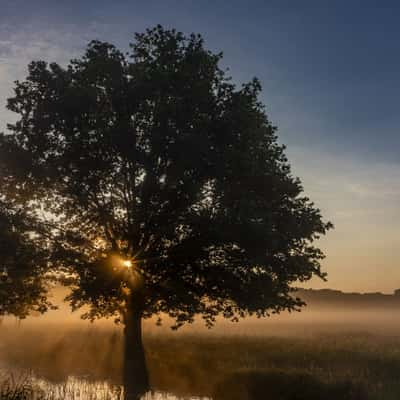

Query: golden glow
122;260;133;268
93;237;107;250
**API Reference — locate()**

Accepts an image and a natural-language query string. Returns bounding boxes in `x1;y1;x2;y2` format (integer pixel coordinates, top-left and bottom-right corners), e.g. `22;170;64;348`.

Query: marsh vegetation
2;308;400;399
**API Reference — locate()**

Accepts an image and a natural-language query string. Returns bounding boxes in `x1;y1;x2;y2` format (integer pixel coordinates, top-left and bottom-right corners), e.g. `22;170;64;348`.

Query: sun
122;259;133;268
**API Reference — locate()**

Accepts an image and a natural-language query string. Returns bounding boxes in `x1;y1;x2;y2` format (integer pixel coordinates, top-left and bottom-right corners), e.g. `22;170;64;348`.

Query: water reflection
1;372;210;400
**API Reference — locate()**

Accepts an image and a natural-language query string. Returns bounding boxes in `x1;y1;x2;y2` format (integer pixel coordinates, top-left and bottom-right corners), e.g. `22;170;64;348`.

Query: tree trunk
123;298;149;400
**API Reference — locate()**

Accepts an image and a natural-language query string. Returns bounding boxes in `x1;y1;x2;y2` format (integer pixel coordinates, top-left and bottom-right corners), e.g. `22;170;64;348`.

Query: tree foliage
0;199;52;318
0;25;332;328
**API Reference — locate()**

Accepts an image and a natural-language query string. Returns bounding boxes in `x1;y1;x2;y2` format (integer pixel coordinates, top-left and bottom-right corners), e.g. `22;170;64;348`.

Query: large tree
0;26;332;399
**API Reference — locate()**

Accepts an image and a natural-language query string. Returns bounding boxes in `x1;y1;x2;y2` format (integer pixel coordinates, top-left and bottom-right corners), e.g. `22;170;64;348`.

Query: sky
0;0;399;293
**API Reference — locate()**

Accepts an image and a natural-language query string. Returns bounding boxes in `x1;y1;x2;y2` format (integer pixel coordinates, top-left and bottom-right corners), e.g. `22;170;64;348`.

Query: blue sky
0;1;399;292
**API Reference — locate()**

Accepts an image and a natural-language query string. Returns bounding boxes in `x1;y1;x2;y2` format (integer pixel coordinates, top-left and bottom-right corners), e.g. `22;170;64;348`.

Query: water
35;376;209;400
1;371;210;400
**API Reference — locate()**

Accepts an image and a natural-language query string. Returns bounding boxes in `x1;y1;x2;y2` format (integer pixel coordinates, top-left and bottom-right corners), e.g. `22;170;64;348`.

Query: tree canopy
0;25;332;328
0;200;52;318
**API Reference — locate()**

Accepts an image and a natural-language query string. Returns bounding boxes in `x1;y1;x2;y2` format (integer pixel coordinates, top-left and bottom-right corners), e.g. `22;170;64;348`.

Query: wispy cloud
288;144;400;292
0;21;114;131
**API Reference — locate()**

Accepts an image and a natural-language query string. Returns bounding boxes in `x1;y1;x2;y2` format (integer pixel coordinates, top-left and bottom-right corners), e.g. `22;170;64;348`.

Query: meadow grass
1;323;400;399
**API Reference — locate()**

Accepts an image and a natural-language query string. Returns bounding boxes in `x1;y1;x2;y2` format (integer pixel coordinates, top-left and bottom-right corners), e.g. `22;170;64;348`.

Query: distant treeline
295;288;400;309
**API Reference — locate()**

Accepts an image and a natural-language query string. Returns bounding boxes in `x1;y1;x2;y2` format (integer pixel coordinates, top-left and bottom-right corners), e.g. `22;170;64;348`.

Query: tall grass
212;369;368;400
2;324;400;399
0;374;207;400
0;372;44;400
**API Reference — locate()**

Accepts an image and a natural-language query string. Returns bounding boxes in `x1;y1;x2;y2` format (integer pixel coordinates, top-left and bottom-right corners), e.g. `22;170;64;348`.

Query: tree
0;199;53;318
0;25;332;399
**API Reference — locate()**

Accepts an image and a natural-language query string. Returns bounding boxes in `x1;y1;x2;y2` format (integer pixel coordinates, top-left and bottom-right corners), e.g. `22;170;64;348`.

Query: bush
212;369;368;400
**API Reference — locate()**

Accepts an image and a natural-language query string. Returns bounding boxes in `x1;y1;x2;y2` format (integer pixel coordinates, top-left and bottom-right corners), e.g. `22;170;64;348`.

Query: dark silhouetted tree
0;199;52;318
0;25;332;399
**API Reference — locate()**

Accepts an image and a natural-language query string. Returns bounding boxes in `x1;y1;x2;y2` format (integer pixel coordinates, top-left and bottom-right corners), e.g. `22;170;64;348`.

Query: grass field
149;331;400;399
1;316;400;399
